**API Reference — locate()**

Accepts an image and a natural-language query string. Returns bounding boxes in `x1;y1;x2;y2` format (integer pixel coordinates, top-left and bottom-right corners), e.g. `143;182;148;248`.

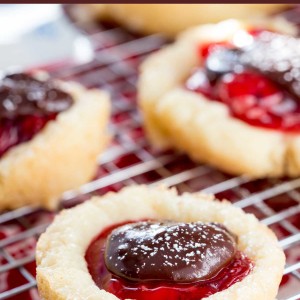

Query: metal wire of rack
0;10;300;300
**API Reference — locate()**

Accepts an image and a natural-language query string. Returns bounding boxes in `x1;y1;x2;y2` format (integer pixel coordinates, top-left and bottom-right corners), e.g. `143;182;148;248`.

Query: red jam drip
185;30;300;132
0;73;73;158
85;221;253;300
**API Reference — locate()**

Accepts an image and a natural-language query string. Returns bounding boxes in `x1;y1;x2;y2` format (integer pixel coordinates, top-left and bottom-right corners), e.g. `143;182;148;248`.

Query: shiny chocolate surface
105;221;237;283
0;73;73;119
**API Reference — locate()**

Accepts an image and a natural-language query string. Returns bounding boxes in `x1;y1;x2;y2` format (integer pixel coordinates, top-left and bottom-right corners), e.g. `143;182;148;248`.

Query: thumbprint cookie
0;73;110;210
36;185;285;300
139;20;300;177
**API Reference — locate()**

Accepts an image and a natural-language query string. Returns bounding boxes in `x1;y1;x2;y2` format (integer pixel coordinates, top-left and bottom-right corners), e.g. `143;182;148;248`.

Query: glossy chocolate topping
105;221;237;283
0;73;73;119
205;31;300;101
241;31;300;101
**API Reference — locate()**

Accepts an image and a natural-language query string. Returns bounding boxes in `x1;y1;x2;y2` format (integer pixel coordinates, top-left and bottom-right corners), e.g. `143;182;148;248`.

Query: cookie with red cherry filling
139;20;300;178
36;185;285;300
0;73;110;210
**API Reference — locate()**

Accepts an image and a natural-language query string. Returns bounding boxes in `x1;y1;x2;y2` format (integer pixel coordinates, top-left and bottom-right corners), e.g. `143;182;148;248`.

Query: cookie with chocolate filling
0;73;110;210
139;20;300;178
36;185;285;300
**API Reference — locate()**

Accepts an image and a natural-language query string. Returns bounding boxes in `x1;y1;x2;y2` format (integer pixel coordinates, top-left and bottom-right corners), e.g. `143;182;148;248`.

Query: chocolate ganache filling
241;31;300;100
186;30;300;131
0;73;73;118
205;31;300;100
105;221;237;283
0;73;73;157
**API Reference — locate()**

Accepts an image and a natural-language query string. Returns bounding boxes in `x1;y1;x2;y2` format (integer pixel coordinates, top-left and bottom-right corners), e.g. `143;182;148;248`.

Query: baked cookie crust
77;4;289;37
36;185;285;300
0;79;110;210
138;20;300;178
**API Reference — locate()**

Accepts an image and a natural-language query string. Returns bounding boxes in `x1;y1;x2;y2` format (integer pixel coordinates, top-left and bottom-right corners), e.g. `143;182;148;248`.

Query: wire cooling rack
1;7;300;300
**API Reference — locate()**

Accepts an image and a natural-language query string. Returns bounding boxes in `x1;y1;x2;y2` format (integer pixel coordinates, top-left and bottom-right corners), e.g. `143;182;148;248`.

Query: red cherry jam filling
185;30;300;131
86;221;253;300
0;73;73;158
